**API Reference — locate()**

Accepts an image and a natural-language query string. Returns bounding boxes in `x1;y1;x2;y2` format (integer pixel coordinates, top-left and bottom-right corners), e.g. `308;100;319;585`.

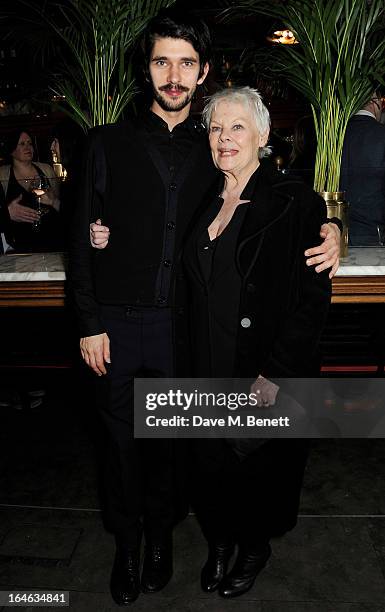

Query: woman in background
0;129;61;252
288;115;317;186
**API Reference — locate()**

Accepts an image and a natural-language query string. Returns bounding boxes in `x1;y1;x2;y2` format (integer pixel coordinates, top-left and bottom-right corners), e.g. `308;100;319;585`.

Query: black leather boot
201;543;235;593
110;547;140;605
219;543;271;598
141;543;173;593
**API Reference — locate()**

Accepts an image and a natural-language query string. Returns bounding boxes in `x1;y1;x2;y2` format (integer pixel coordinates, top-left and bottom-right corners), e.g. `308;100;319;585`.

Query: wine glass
30;176;50;231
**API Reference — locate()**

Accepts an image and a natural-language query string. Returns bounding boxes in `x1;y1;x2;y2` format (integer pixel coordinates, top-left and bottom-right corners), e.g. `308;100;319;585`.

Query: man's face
149;36;208;113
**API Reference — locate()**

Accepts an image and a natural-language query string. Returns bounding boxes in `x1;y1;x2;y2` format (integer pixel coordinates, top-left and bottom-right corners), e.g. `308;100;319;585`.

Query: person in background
49;120;85;246
341;90;385;245
288;115;317;186
0;176;7;254
0;129;61;252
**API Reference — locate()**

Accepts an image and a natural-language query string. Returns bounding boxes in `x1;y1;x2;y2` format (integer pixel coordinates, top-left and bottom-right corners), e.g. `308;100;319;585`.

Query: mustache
159;84;189;93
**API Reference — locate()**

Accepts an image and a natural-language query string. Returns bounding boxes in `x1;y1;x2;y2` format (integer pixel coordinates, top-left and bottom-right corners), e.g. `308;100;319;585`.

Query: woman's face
208;100;268;177
12;132;34;163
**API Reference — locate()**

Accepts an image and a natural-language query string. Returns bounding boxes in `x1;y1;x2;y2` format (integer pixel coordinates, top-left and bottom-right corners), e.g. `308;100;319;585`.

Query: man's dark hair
143;8;212;78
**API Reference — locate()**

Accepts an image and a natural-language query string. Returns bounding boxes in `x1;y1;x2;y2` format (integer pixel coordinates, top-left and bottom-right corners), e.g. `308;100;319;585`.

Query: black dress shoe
201;543;235;593
110;547;140;605
141;544;173;593
219;543;271;598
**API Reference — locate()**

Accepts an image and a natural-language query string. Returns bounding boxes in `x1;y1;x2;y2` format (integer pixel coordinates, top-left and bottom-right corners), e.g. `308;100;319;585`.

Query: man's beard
152;83;196;112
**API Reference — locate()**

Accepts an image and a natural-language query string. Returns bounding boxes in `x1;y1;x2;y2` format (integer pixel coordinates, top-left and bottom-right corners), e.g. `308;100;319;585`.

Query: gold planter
318;191;349;258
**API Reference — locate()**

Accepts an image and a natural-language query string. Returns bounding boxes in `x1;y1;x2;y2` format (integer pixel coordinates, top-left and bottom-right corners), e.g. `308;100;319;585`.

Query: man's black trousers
95;305;180;548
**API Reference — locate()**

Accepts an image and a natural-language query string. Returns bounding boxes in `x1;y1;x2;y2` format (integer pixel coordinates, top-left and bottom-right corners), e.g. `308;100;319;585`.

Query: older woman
181;87;331;598
0;130;61;252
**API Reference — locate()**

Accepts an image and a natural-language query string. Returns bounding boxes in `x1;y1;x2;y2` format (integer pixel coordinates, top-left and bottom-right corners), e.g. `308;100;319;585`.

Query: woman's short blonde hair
202;86;272;158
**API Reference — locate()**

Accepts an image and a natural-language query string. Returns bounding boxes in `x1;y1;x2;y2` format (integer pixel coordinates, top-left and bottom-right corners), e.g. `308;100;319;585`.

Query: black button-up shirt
142;111;198;180
139;111;207;307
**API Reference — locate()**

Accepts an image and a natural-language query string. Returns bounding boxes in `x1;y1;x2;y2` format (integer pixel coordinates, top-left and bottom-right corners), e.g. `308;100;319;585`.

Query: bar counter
333;247;385;303
0;252;66;307
0;249;385;306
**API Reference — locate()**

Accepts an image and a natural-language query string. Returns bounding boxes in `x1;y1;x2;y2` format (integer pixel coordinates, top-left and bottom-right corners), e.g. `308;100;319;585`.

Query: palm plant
223;0;385;193
41;0;176;131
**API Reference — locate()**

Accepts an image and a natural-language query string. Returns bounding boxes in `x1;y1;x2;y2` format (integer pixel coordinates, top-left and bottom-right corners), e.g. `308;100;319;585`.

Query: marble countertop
0;252;66;281
0;248;384;281
337;247;385;276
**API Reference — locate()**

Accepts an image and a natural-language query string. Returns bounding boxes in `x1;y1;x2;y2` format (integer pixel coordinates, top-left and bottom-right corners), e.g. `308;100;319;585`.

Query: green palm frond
9;0;176;131
44;0;177;130
229;0;385;191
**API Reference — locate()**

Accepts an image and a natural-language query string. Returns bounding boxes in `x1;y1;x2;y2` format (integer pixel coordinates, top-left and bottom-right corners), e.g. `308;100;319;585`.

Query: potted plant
36;0;176;131
225;0;385;254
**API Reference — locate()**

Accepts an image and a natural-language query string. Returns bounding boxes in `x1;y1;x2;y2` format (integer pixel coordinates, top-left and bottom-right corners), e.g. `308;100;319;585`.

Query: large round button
167;221;175;230
169;183;177;191
157;296;166;304
241;317;251;328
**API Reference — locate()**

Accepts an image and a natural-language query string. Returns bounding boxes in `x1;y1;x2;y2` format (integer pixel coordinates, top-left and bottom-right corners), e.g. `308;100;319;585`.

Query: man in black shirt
70;9;340;606
70;11;215;605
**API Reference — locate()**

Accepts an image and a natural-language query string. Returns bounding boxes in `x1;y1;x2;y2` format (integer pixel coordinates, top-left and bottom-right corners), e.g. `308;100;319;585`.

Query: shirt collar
355;109;377;120
140;109;200;136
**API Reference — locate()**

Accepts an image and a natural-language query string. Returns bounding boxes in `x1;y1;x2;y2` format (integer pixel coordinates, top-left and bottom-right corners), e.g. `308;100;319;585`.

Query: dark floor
1;373;385;611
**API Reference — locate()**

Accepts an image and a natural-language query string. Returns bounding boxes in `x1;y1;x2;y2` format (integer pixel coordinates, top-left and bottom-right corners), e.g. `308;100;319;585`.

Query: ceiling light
267;30;298;45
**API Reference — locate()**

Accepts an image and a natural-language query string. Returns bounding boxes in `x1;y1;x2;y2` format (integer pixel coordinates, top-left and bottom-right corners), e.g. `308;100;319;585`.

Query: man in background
341;90;385;245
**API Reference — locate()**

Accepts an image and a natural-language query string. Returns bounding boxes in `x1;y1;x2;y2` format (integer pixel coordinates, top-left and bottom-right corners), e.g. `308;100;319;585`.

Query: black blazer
69;118;218;336
174;163;332;378
341;115;385;243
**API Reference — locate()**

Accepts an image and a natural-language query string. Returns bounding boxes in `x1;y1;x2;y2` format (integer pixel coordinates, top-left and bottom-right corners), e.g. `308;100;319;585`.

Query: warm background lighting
268;29;298;44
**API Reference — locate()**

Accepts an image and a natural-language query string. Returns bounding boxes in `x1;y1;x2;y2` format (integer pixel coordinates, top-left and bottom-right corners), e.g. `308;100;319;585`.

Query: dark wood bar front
0;253;66;307
0;281;65;307
332;276;385;303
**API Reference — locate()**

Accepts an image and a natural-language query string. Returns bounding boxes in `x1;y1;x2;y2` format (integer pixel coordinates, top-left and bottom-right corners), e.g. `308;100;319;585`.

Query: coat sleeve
68;128;106;338
262;190;332;377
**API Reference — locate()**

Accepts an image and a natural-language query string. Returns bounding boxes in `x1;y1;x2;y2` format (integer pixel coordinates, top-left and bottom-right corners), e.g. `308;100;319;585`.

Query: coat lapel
239;165;295;239
236;164;298;277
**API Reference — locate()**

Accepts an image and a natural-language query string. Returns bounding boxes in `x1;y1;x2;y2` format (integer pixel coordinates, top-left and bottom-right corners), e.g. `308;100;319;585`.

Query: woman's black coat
174;162;332;378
